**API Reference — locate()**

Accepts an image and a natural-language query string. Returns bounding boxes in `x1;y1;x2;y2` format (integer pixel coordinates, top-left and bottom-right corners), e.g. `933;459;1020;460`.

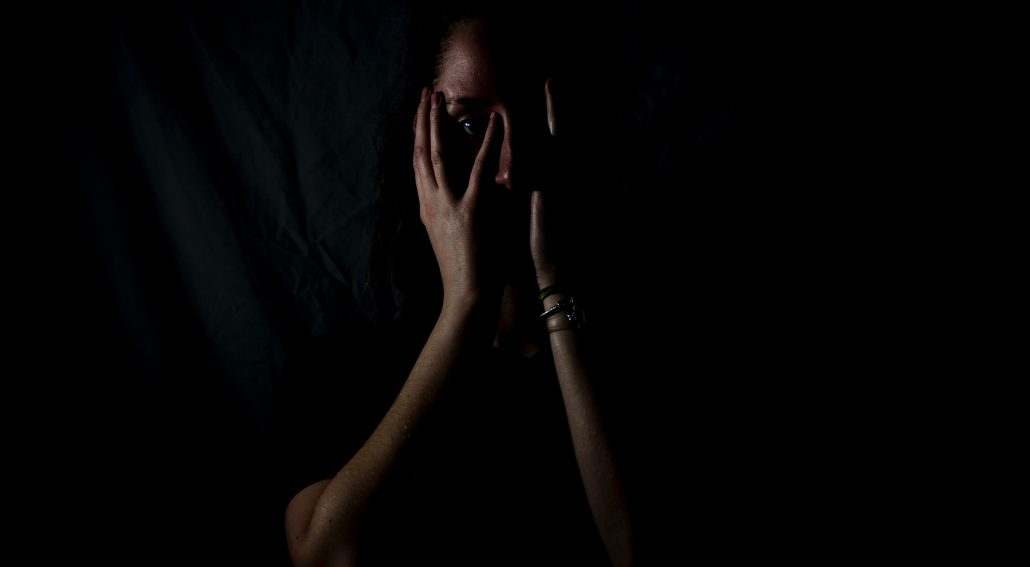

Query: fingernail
431;92;439;109
421;87;428;101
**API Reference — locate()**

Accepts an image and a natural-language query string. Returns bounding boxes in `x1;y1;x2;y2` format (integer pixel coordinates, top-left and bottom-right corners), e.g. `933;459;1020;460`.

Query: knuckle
431;149;445;168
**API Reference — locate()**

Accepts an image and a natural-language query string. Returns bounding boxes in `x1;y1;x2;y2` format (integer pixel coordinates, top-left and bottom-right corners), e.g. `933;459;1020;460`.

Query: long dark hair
362;4;565;329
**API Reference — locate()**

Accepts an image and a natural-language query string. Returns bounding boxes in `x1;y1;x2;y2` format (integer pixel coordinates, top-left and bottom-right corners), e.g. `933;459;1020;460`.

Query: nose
494;113;514;191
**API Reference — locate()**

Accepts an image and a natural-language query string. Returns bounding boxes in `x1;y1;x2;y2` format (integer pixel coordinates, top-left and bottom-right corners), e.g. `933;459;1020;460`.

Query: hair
361;3;566;329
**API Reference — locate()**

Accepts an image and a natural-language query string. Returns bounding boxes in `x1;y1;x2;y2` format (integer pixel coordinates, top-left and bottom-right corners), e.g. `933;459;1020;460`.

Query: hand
530;78;565;289
413;87;504;309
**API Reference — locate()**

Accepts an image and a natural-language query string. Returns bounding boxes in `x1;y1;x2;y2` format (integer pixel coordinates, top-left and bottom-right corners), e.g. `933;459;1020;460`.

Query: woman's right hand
413;87;502;311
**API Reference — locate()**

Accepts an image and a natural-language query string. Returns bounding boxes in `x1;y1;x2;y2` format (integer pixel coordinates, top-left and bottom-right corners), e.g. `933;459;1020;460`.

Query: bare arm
286;87;505;567
530;78;635;566
284;299;485;567
543;290;636;567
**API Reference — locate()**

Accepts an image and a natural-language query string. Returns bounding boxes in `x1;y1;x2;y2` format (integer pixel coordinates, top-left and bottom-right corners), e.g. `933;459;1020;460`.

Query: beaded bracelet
538;283;563;301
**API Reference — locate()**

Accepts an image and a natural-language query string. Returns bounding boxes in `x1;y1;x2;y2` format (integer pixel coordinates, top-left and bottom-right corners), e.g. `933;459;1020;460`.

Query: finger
545;77;558;138
429;91;450;197
465;112;500;203
413;86;436;196
530;187;545;235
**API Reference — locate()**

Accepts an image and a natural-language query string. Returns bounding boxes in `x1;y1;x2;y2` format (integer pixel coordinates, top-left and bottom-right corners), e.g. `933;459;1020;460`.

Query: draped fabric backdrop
38;1;830;564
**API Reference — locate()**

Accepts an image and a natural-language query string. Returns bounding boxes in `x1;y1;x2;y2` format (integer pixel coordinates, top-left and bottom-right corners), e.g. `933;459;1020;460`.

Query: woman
282;6;634;566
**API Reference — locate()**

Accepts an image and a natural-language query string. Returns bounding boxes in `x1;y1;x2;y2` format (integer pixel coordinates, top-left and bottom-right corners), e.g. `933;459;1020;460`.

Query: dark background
19;1;887;564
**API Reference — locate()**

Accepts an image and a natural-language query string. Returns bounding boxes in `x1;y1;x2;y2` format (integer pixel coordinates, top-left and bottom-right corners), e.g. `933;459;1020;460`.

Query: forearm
545;292;635;567
291;299;487;566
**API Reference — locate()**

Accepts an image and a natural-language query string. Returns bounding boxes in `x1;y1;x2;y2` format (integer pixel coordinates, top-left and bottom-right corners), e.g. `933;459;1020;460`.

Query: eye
458;116;489;137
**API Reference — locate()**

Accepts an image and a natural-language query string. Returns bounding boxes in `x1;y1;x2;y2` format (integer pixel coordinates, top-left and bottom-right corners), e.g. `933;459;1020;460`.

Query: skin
285;20;634;567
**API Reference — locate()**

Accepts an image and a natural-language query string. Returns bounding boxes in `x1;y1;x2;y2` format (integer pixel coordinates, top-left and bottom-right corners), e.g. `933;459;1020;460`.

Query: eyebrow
445;96;492;108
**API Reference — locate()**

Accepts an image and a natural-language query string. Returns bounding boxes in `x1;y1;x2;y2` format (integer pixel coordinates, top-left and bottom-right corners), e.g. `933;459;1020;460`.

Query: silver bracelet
539;296;575;320
538;296;587;330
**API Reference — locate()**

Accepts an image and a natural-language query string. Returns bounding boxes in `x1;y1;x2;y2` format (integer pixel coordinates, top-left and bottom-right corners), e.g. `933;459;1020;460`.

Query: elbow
285;481;359;567
287;530;358;567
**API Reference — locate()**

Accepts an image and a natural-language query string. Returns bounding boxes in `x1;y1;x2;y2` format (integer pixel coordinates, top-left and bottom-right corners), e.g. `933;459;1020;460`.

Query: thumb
530;189;545;236
530;190;549;261
530;188;560;286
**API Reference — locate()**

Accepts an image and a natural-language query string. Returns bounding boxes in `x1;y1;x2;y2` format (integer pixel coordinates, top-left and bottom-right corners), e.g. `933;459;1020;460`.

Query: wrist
539;294;586;334
541;291;570;310
537;280;569;308
535;269;559;291
442;291;481;319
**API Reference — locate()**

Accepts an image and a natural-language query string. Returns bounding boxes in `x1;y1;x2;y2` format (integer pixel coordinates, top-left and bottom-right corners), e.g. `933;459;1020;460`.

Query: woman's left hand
530;77;563;289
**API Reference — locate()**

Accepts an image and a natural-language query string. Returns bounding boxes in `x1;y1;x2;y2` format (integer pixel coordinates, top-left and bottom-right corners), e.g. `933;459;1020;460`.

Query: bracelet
538;296;587;333
539;296;574;320
538;283;562;301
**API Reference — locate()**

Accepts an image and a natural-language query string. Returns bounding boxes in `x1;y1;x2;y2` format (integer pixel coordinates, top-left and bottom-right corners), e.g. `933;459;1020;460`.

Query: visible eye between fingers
458;115;490;138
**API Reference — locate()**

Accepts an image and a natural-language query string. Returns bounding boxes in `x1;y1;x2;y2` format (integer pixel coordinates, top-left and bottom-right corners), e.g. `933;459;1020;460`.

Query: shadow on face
428;19;560;280
433;19;554;198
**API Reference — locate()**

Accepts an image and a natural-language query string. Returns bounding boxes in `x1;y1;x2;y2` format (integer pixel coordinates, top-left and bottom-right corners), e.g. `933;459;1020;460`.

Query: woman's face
427;19;553;282
432;19;550;196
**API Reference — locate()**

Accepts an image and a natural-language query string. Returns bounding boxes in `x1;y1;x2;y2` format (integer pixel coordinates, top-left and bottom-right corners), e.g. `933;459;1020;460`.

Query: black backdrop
25;1;879;564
